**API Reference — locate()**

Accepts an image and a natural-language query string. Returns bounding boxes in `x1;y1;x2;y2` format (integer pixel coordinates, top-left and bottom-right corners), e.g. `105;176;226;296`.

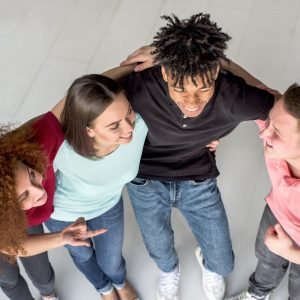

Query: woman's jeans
45;199;126;294
0;224;55;300
126;178;234;276
249;205;300;299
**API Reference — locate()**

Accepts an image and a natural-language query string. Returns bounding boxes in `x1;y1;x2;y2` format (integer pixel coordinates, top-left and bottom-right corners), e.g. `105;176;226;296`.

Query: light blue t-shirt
52;115;148;221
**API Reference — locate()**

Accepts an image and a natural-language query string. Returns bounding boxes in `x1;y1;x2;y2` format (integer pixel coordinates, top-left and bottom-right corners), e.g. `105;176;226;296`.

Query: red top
25;112;64;227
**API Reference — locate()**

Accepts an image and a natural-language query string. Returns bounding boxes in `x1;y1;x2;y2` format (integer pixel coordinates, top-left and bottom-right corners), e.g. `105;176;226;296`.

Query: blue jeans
0;224;55;300
126;178;234;276
45;199;126;294
249;205;300;299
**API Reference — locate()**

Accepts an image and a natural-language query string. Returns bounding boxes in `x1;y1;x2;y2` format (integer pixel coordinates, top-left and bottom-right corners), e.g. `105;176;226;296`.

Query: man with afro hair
120;13;276;300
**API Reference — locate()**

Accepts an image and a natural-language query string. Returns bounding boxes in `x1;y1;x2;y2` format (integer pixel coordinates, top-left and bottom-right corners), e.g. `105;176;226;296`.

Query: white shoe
195;246;225;300
226;289;271;300
156;265;180;300
41;294;59;300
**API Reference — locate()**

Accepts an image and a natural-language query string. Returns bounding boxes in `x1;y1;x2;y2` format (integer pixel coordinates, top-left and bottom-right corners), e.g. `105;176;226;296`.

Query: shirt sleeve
226;73;275;121
254;84;281;130
32;112;64;164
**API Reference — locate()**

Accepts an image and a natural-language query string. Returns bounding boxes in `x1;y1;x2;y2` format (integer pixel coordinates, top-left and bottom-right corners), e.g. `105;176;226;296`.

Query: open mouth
183;105;200;112
120;132;133;139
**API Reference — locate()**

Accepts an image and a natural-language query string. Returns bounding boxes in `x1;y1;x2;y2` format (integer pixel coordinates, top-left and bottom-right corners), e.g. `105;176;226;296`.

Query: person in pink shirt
221;63;300;300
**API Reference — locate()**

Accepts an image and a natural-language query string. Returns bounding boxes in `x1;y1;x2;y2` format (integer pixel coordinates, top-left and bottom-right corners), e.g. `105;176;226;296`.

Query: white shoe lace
159;267;180;298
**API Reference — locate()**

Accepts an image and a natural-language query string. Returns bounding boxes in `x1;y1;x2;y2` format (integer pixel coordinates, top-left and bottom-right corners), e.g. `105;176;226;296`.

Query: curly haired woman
0;98;106;300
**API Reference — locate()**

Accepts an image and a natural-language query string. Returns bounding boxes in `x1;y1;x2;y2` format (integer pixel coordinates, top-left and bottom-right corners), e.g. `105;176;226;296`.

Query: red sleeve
25;112;64;227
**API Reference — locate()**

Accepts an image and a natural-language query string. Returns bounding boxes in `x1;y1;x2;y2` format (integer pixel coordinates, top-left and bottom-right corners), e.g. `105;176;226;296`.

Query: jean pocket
129;177;149;186
190;178;209;185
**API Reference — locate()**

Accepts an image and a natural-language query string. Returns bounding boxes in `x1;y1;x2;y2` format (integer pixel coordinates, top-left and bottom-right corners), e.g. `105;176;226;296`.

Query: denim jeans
126;178;234;276
249;205;300;299
45;199;126;294
0;224;55;300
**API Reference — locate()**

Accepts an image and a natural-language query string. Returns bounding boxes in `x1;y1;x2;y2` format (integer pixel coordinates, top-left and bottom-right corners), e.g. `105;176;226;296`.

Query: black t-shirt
121;66;274;181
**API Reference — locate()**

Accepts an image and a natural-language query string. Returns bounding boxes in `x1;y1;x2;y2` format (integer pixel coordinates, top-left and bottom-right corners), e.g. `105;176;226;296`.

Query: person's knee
0;273;21;289
100;257;125;279
68;245;94;263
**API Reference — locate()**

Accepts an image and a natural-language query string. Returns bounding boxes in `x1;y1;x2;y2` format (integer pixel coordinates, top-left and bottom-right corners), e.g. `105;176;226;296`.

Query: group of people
0;12;299;300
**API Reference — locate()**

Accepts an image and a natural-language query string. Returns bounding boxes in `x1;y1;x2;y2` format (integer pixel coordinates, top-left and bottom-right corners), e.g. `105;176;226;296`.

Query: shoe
115;280;140;300
41;294;59;300
156;265;180;300
101;288;119;300
225;290;271;300
195;246;225;300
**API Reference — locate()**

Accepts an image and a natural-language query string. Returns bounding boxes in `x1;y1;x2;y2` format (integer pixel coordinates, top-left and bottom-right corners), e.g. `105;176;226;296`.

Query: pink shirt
257;119;300;246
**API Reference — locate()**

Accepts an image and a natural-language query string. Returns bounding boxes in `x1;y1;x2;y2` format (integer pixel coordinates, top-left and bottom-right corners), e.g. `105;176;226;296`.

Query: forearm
102;64;136;81
281;246;300;264
50;65;135;120
1;232;65;257
221;59;264;87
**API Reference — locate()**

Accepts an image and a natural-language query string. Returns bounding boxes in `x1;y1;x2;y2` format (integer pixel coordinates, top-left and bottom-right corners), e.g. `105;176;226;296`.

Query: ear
161;66;168;82
86;126;95;138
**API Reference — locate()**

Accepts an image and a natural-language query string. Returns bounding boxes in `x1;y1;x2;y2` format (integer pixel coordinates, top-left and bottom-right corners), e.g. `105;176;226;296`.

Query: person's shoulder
135;114;148;131
219;70;248;88
135;65;162;81
32;111;60;130
220;71;272;96
32;112;64;153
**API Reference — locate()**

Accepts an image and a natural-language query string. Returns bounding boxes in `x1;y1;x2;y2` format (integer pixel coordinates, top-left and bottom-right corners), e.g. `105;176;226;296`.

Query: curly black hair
151;13;231;88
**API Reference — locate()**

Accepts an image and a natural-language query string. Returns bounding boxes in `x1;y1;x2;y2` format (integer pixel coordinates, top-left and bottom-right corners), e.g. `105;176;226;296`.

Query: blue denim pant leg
89;198;126;287
0;224;55;300
126;179;178;273
127;178;234;276
45;199;126;294
176;179;234;276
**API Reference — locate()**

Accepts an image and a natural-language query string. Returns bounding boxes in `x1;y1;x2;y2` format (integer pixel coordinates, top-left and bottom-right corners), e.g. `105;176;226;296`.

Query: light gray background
1;0;299;299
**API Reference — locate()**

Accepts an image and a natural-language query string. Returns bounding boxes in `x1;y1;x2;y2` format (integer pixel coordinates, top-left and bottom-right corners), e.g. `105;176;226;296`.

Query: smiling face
86;93;136;153
260;98;300;162
14;161;47;210
161;66;217;118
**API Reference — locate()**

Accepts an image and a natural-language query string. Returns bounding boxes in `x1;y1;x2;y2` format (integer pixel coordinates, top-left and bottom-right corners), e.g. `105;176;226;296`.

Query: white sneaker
156;265;180;300
226;289;271;300
41;295;59;300
195;246;225;300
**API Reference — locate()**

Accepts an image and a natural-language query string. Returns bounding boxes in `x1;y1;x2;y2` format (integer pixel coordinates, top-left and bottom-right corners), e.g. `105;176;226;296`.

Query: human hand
62;217;107;247
206;140;220;152
264;223;293;258
120;45;156;72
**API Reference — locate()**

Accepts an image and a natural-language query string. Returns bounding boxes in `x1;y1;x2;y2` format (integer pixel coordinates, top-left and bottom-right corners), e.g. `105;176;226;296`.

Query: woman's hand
61;217;107;247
